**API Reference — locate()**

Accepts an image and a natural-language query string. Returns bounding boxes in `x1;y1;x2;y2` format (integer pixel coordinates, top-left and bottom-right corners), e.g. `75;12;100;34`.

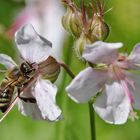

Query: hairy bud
74;34;91;60
89;15;109;42
62;8;73;33
69;11;83;38
38;56;60;83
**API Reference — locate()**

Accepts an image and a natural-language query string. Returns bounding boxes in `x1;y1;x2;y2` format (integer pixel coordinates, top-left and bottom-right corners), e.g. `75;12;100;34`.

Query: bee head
20;62;33;76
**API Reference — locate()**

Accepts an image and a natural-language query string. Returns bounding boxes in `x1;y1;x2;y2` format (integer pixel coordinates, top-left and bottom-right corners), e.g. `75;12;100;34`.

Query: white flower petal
128;43;140;67
15;24;52;63
128;73;140;110
30;0;65;60
83;41;123;64
32;79;61;121
94;81;130;124
18;100;44;120
17;88;44;120
0;54;16;69
66;67;107;103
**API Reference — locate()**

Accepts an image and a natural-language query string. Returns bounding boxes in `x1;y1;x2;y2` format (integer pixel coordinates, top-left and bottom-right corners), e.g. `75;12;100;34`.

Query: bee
0;62;36;113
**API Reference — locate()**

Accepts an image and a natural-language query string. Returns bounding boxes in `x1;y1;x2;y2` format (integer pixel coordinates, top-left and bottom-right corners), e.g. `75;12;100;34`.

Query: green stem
55;36;74;140
89;101;96;140
59;62;75;79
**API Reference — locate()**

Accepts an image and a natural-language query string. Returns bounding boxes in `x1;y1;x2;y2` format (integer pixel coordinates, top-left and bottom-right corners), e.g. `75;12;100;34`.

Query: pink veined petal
17;88;45;120
83;41;123;64
120;80;134;104
128;73;140;110
0;54;17;69
128;43;140;64
94;81;131;125
15;24;52;63
32;79;62;121
126;43;140;69
66;67;107;103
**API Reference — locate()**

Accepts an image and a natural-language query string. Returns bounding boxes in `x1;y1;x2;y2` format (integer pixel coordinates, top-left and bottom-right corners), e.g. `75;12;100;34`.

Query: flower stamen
129;107;139;121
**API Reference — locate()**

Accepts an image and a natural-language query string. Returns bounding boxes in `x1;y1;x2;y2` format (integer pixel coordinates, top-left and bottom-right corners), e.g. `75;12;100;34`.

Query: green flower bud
74;34;91;60
38;56;60;83
62;8;73;33
69;11;83;38
89;15;109;42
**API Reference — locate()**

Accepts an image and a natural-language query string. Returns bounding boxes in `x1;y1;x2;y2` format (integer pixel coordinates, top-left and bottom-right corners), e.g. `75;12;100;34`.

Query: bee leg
23;82;28;86
19;96;36;103
17;88;36;103
1;106;8;113
23;75;30;79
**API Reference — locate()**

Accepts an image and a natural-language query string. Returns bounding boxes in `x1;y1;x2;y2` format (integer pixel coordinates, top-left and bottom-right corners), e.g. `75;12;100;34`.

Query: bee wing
0;54;17;69
32;79;62;121
15;24;52;63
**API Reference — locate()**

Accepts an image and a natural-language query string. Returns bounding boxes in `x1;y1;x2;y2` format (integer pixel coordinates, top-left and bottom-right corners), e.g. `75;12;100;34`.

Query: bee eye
2;92;8;98
20;63;28;72
20;62;32;75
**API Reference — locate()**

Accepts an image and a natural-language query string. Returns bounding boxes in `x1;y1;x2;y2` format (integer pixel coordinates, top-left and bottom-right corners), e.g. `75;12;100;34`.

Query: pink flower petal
17;88;44;120
8;0;64;61
94;81;131;124
0;54;17;69
128;43;140;68
32;79;61;121
15;24;52;63
66;67;107;103
83;41;123;64
128;73;140;110
18;100;44;120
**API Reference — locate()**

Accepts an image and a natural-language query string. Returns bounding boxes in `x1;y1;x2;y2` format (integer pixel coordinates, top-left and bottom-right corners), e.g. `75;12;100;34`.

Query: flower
7;0;65;60
0;24;61;121
66;41;140;124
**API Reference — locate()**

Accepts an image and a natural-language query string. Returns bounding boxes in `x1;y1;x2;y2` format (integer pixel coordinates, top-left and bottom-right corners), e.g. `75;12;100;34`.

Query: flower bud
89;15;109;42
69;11;83;37
62;8;73;33
38;56;60;83
74;34;91;60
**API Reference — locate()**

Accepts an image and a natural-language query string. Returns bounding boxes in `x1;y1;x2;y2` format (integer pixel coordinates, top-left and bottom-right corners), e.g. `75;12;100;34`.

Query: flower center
109;63;124;80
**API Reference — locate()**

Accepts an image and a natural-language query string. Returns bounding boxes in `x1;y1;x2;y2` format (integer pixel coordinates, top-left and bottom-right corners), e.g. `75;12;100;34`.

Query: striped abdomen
0;86;14;113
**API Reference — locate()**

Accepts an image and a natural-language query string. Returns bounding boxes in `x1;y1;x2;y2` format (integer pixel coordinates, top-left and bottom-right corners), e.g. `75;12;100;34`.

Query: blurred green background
0;0;140;140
